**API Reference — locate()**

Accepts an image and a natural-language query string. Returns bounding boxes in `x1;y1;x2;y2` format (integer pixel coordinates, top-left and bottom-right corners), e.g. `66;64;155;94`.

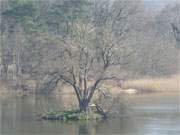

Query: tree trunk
79;99;90;112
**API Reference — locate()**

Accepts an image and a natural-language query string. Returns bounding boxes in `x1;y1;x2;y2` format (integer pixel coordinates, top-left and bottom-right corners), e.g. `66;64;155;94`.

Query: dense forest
0;0;179;95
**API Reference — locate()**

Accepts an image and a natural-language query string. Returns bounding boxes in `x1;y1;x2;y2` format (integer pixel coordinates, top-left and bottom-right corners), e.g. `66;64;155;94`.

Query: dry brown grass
0;80;30;99
0;81;12;99
122;74;180;92
0;81;8;91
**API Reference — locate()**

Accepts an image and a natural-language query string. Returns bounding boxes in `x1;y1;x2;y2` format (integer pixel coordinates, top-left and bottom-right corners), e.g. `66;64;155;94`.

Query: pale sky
144;0;179;9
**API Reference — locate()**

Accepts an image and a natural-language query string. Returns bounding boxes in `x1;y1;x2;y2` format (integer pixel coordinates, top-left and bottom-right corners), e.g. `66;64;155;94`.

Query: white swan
121;89;138;94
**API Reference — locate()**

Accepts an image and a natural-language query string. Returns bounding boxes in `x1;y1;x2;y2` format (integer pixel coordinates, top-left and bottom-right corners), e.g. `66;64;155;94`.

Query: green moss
41;110;103;121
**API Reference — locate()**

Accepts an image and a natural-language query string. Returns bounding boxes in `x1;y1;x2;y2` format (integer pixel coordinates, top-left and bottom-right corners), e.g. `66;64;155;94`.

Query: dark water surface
0;92;179;135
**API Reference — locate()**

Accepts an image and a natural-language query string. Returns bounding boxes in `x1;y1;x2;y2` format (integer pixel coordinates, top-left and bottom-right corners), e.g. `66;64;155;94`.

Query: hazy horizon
144;0;179;10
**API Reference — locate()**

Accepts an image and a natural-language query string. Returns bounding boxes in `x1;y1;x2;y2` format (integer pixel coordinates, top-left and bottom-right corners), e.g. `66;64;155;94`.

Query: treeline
0;0;179;92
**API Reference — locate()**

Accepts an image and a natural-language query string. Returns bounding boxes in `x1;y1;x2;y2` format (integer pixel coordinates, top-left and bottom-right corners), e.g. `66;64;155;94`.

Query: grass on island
41;110;103;121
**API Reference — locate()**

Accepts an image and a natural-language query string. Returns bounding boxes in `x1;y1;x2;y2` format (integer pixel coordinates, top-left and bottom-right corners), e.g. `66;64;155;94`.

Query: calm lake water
0;92;179;135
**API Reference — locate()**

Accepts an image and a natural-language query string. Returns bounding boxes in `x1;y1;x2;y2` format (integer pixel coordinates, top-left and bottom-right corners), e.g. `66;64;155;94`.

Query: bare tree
36;0;139;112
171;23;180;49
171;21;180;72
41;18;133;112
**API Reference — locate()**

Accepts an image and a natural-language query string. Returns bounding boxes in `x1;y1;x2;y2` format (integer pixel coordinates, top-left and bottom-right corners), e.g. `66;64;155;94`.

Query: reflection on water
0;92;180;135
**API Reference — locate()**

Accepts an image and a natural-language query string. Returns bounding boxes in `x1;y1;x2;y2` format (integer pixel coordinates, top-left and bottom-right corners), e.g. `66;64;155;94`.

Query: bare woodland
0;0;179;111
